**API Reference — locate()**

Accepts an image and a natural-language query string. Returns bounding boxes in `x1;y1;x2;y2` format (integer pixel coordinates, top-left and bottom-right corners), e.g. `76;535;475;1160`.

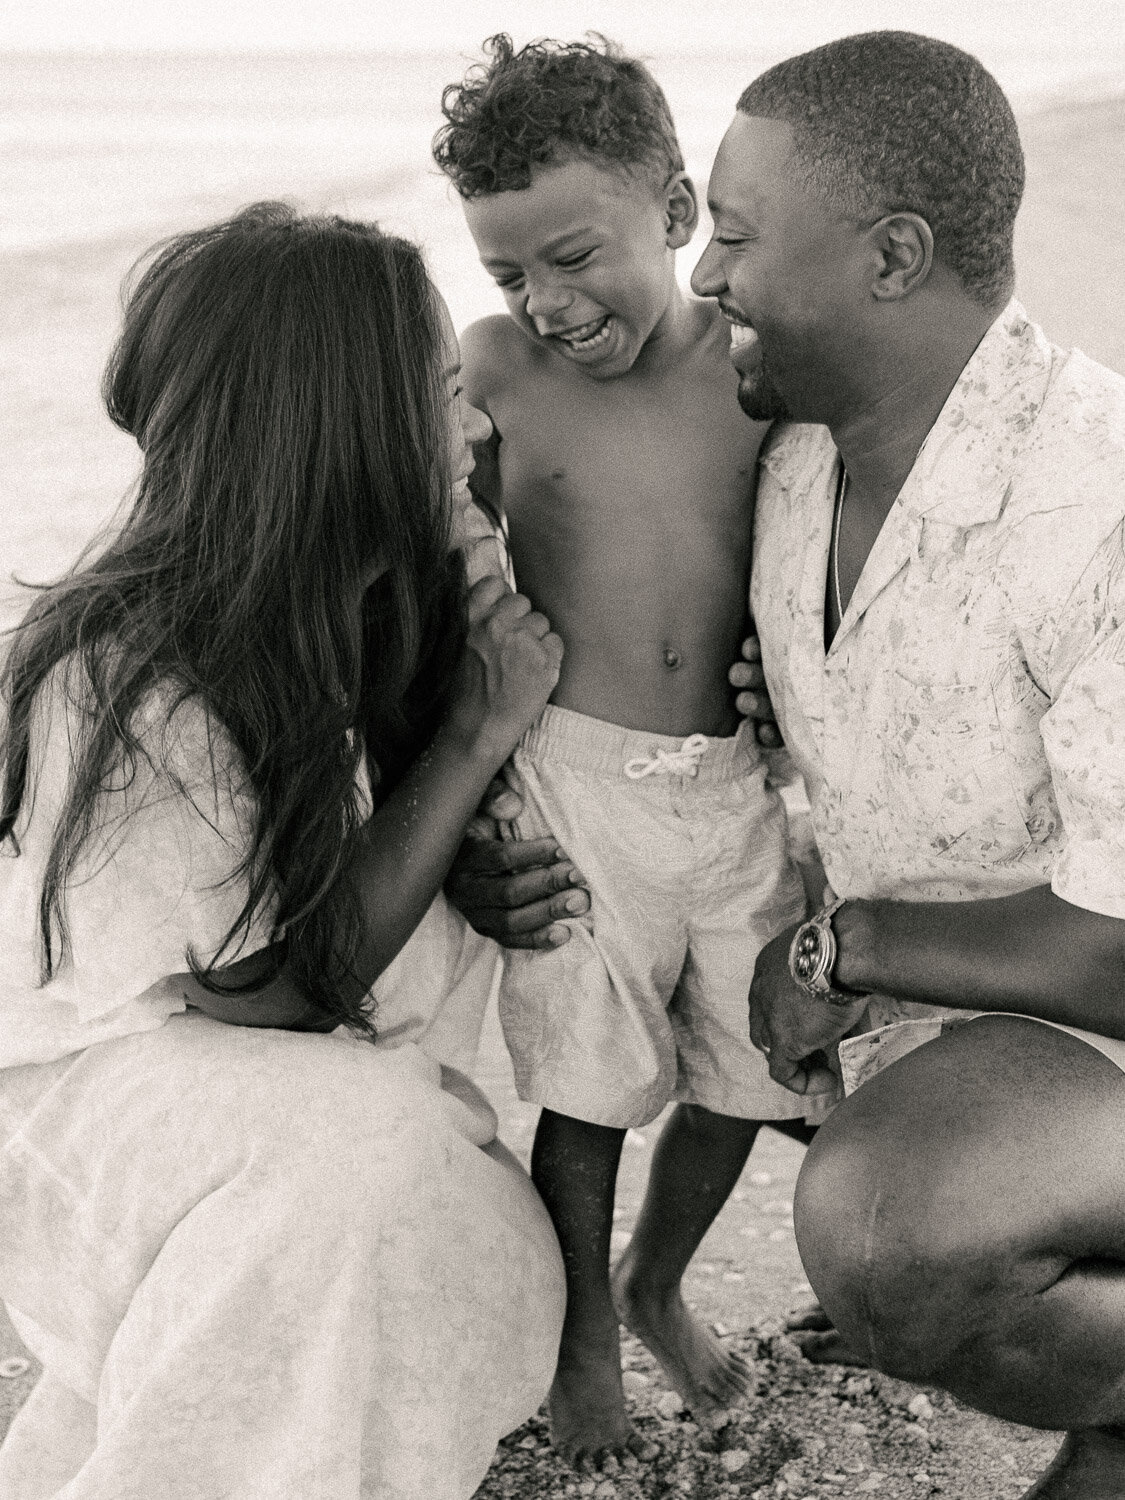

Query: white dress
0;670;564;1499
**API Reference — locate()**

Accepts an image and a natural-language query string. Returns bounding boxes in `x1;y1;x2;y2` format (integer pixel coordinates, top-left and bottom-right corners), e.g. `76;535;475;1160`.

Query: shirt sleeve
1041;519;1125;917
0;672;275;1047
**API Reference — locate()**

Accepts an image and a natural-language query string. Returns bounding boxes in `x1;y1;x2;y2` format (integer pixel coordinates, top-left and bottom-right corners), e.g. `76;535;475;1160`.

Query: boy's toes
570;1432;645;1472
706;1350;756;1404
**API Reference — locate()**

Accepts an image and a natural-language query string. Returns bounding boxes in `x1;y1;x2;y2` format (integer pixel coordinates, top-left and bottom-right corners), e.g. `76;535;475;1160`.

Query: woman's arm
184;576;562;1029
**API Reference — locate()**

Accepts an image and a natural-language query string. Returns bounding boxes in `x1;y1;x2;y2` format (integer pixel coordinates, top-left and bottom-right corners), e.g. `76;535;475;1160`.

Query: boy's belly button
662;645;681;670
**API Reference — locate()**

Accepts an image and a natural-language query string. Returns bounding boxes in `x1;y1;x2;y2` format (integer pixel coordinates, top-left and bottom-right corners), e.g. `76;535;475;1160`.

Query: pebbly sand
1;89;1123;1498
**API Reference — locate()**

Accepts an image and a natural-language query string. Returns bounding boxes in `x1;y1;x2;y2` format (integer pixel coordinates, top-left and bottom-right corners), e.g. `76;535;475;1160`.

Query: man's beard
736;366;791;421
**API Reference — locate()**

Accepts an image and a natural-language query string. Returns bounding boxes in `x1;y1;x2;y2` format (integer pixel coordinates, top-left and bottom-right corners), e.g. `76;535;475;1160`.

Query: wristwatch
788;897;867;1006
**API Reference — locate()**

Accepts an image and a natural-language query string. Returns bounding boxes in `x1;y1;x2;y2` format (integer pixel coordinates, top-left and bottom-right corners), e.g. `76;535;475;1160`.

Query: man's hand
748;925;867;1095
446;767;590;949
730;633;783;749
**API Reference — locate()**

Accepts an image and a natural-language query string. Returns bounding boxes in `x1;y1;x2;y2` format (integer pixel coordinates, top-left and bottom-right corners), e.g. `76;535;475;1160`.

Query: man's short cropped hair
738;31;1025;308
433;33;684;199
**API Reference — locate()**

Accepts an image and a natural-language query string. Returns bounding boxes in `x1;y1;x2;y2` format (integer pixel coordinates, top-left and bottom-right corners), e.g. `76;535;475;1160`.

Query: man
450;32;1125;1499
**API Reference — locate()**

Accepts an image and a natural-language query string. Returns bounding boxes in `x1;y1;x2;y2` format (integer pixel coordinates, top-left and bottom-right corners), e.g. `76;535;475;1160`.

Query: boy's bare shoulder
460;315;535;404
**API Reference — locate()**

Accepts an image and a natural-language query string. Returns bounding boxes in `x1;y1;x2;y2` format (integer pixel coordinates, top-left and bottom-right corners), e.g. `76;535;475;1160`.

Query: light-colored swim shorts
498;704;828;1130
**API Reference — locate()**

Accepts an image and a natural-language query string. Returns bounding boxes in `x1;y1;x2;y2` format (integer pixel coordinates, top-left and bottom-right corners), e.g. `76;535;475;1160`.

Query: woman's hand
729;632;783;749
445;577;563;768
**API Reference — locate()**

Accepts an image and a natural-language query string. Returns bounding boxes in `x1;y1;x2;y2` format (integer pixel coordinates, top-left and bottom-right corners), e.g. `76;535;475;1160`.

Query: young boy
434;36;824;1467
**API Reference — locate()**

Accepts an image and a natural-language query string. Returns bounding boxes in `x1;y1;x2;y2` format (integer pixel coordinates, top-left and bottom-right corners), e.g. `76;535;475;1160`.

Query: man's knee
793;1087;985;1381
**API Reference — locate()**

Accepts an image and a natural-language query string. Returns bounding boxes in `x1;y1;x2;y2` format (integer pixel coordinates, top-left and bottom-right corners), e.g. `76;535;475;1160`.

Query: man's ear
664;172;699;249
868;212;933;300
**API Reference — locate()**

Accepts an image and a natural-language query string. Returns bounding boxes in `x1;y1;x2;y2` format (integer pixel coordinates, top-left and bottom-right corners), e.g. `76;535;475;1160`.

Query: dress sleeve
1041;519;1125;917
0;672;274;1044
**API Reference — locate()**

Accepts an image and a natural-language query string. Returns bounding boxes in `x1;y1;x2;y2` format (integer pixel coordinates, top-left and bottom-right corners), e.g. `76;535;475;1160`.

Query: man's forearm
836;884;1125;1040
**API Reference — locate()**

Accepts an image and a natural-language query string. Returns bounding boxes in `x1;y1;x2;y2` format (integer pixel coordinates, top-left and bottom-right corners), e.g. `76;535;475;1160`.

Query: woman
0;203;565;1499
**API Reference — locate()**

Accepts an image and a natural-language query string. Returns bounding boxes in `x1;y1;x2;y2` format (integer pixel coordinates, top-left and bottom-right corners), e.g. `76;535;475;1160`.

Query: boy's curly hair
433;34;684;199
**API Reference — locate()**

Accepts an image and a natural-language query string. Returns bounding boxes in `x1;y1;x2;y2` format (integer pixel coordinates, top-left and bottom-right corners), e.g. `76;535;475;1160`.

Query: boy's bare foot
611;1259;754;1416
548;1338;645;1469
785;1297;870;1367
1020;1430;1125;1498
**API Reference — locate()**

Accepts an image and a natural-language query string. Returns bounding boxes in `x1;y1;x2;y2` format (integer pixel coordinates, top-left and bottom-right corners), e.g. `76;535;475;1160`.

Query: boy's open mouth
554;315;613;352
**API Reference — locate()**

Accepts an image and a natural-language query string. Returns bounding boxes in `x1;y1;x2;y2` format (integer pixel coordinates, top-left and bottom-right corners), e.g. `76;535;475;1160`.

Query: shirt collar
758;299;1055;527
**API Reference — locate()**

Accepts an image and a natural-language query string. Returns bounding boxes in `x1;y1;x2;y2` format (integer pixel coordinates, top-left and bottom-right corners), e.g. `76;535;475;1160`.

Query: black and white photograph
2;2;1124;1496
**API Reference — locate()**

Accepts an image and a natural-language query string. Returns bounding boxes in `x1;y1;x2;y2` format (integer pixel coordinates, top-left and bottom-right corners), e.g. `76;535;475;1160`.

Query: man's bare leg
611;1103;763;1414
759;1119;872;1368
794;1015;1125;1500
532;1109;641;1469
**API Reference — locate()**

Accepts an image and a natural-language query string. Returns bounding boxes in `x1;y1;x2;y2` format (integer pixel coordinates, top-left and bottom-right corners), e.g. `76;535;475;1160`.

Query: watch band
788;897;866;1006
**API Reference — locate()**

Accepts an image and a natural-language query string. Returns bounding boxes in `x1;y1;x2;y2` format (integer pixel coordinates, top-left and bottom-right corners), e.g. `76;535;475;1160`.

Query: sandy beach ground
1;90;1123;1497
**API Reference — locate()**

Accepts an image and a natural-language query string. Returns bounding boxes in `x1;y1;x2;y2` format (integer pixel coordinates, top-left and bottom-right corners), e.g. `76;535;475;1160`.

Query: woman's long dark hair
0;202;466;1031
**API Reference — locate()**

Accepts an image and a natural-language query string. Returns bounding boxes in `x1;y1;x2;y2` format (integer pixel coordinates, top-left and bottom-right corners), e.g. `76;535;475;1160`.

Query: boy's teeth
729;323;758;348
561;317;611;348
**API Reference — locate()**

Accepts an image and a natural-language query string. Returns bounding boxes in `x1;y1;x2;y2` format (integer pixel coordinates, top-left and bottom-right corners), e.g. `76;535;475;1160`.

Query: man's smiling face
463;156;681;381
691;113;871;424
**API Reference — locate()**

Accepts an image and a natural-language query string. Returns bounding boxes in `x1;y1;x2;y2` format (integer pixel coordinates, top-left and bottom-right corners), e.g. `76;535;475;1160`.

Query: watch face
793;928;822;983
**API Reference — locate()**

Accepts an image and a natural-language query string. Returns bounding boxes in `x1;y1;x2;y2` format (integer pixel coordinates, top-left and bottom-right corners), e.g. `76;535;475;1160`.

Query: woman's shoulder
26;653;251;832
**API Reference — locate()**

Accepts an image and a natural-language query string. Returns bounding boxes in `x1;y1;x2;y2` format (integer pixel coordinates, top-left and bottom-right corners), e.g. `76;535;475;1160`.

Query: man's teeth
729;323;758;348
559;317;611;349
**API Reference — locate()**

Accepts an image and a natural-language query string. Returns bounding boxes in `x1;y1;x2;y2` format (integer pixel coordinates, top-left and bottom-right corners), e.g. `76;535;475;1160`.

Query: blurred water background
2;11;1124;618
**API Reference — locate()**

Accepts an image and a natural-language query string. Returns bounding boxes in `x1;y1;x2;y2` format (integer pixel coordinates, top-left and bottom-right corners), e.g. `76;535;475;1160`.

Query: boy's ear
664;172;699;249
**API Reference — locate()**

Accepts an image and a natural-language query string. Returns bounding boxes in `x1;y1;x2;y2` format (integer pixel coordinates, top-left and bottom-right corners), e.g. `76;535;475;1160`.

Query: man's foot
1021;1430;1125;1499
785;1297;871;1368
611;1259;754;1416
549;1339;645;1470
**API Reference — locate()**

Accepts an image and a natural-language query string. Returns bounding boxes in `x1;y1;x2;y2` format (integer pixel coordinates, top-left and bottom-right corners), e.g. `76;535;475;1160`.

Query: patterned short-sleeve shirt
751;300;1125;1032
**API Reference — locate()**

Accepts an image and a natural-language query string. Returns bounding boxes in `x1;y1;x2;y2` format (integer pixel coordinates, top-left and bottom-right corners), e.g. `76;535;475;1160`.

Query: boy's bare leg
610;1102;762;1414
532;1109;642;1468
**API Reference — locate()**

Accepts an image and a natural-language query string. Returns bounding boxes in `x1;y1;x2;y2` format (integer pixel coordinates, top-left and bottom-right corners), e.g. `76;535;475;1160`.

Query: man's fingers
452;835;569;877
480;778;521;822
755;722;783;749
502;924;574;952
801;1063;840;1096
748;1013;771;1057
766;1050;805;1088
463;892;586;947
740;635;763;664
766;1053;839;1097
479;762;526;822
453;860;589;913
729;661;767;691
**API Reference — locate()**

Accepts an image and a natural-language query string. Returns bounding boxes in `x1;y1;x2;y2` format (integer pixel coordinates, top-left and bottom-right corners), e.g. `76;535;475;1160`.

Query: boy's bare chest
493;381;758;535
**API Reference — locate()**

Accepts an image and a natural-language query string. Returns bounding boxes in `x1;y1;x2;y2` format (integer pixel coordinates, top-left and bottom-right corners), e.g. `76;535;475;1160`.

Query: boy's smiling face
463;155;695;381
